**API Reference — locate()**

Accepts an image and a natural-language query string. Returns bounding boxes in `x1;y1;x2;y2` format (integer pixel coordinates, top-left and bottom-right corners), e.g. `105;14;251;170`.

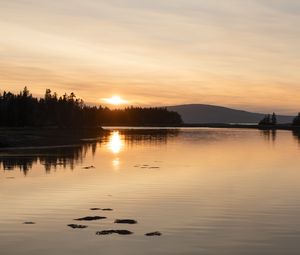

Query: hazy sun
103;95;127;105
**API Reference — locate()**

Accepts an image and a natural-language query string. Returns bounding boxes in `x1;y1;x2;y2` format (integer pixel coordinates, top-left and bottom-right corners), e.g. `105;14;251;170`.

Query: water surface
1;128;300;255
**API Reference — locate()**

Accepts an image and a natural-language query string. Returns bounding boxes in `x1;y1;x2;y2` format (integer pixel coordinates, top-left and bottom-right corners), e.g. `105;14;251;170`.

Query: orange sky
0;0;300;114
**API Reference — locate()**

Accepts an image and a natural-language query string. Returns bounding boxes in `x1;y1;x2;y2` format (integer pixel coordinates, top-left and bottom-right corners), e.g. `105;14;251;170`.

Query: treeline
259;112;300;127
258;113;277;126
0;87;182;127
100;107;182;126
293;113;300;126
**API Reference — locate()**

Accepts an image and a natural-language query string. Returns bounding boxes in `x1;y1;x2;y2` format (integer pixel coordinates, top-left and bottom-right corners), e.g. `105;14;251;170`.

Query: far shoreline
104;123;300;131
0;124;299;148
180;123;300;131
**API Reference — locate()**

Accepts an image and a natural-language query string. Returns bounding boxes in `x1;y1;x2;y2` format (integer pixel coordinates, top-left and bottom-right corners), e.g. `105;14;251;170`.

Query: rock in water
23;222;35;224
102;208;113;211
74;216;106;221
145;231;162;236
114;219;137;224
82;165;95;169
68;224;88;229
96;230;133;235
90;208;113;211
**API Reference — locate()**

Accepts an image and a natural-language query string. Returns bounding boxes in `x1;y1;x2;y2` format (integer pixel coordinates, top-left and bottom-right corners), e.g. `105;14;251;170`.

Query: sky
0;0;300;114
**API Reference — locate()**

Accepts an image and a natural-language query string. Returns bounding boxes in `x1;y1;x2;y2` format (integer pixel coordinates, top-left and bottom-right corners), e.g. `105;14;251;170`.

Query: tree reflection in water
0;143;97;175
260;129;277;143
292;130;300;144
118;128;179;147
0;129;179;174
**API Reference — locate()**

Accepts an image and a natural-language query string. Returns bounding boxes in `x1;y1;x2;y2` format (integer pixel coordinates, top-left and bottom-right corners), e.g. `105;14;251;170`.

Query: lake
1;128;300;255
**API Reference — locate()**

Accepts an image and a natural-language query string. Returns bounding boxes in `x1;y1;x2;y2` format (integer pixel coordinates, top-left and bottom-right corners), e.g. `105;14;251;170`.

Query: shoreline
0;127;106;148
180;123;300;130
104;123;300;131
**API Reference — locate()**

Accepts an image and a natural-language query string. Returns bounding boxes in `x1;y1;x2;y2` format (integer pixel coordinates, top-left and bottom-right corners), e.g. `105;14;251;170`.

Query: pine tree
271;113;277;125
293;113;300;126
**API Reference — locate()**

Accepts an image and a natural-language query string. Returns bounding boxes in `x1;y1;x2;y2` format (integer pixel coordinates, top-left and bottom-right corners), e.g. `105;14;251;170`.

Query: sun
103;95;127;105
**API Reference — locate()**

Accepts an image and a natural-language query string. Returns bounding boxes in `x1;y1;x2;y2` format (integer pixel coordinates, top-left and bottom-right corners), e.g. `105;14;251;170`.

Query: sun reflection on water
108;131;123;154
112;158;120;168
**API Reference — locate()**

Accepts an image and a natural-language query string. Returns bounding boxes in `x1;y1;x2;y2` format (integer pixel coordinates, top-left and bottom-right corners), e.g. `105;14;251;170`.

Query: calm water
1;128;300;255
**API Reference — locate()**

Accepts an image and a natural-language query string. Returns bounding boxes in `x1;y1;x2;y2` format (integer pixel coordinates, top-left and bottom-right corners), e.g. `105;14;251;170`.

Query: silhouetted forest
258;113;277;126
259;112;300;128
0;87;182;127
293;113;300;126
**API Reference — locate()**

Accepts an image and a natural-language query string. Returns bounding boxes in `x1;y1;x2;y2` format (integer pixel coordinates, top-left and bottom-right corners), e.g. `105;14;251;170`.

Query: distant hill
167;104;294;124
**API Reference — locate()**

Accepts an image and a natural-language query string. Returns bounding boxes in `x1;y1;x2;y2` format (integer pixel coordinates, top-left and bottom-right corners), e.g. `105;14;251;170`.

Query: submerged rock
68;224;88;229
114;219;137;224
145;231;162;236
139;165;160;169
23;222;35;224
102;208;113;211
90;208;113;211
82;165;95;169
96;230;133;235
74;216;106;221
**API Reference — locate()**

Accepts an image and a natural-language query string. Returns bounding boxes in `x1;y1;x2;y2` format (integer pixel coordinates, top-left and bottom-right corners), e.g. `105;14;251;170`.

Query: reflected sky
0;128;300;174
1;128;300;255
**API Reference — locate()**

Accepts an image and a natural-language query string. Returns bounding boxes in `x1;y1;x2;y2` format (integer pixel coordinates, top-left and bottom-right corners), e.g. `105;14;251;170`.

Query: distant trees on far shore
0;87;182;127
259;112;300;127
258;113;277;126
293;113;300;126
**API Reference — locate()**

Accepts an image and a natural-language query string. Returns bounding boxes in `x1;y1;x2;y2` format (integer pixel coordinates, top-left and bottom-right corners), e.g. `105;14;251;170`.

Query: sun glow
103;95;127;105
